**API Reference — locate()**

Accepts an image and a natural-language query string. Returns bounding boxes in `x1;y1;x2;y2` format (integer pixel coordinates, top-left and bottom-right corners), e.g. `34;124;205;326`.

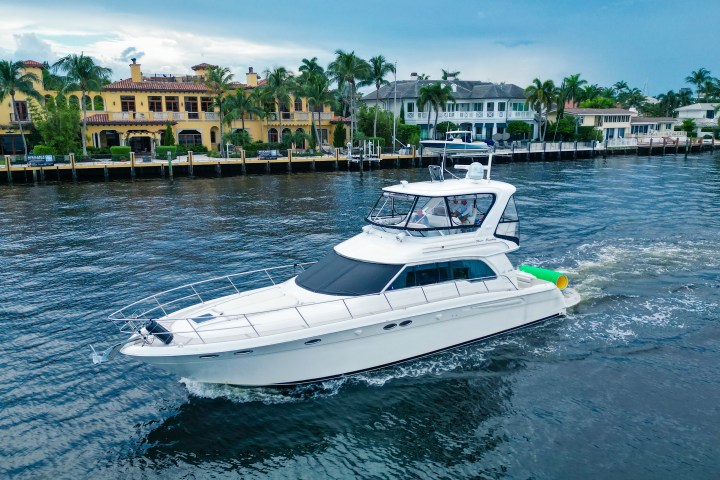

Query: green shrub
110;145;131;161
333;122;347;148
243;142;283;157
396;124;420;146
33;145;58;155
366;137;385;147
155;145;177;159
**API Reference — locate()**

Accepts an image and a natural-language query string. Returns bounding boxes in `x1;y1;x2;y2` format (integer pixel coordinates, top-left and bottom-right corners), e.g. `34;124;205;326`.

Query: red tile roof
103;78;258;92
23;60;45;69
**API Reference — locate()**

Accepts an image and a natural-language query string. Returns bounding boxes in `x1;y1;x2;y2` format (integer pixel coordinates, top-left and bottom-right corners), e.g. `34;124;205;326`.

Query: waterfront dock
1;138;714;184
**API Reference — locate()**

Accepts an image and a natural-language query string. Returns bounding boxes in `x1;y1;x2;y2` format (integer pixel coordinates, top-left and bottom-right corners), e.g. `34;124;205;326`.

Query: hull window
390;260;496;289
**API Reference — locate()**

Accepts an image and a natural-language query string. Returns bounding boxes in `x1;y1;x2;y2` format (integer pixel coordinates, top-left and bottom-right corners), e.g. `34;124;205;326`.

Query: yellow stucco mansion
1;60;338;155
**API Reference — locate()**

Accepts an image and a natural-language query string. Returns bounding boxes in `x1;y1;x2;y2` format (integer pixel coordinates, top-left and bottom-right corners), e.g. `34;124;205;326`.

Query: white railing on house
405;110;534;122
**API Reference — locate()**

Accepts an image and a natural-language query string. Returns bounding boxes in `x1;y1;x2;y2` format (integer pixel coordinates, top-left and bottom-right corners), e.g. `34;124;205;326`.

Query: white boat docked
92;157;580;386
420;130;492;156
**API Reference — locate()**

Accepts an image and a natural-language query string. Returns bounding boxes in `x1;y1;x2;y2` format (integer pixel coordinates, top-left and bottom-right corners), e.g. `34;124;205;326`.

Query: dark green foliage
357;104;393;145
110;145;131;161
396;124;420;146
680;118;697;137
29;94;81;154
507;121;532;140
161;123;175;145
333;122;347;147
155;145;177;159
242;142;284;157
174;144;209;154
435;121;457;135
577;126;603;142
545;117;602;142
578;97;615;108
33;145;58;155
225;129;252;147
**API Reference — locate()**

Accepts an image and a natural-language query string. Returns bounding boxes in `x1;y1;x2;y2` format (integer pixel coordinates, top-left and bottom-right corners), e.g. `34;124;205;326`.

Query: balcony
405;110;532;122
108;111;220;122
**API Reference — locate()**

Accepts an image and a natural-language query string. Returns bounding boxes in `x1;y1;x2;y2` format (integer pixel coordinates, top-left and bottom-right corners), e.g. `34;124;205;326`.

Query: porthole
304;338;322;345
234;350;253;355
383;323;397;331
199;354;219;359
399;320;412;327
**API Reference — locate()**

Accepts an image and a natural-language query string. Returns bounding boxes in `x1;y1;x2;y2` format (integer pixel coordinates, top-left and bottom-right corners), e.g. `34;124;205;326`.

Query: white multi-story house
361;79;535;140
675;103;719;136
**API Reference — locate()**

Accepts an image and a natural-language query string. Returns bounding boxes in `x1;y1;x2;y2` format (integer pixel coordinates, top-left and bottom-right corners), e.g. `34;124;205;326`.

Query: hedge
110;146;131;161
33;145;58;155
155;145;177;159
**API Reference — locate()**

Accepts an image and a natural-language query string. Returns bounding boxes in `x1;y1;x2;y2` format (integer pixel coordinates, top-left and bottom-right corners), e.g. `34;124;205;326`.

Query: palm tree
298;57;324;78
580;84;602;102
301;74;336;150
253;85;276;140
0;60;42;157
441;69;460;81
417;73;430;80
618;87;646;110
525;78;558;141
613;80;629;95
563;73;587;108
223;88;264;133
263;66;294;144
202;66;234;156
685;68;711;101
368;55;395;138
657;90;679;117
417;82;455;139
52;53;111;156
327;50;371;147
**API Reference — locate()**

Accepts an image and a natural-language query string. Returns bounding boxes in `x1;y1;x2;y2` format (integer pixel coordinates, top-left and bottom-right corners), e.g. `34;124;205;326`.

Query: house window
446;103;455;112
706;110;715;119
268;128;278;143
200;97;213;112
12;101;29;121
294;98;303;111
148;96;163;112
185;97;198;119
407;102;415;113
178;129;202;145
210;130;216;143
498;103;506;112
120;96;136;112
511;102;528;111
487;102;494;112
166;96;179;112
473;103;483;111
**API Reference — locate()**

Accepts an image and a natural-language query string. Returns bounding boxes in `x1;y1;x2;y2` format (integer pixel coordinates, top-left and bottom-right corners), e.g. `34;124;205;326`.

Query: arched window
295;128;306;148
44;95;52;105
69;95;79;107
294;98;303;112
268;128;278;143
83;95;92;110
93;95;104;111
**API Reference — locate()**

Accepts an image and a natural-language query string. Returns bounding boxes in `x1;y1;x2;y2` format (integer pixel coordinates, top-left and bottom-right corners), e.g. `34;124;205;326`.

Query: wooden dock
2;139;714;184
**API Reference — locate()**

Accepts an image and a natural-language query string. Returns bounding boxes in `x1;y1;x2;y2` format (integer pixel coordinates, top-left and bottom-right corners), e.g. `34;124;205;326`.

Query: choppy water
1;154;719;479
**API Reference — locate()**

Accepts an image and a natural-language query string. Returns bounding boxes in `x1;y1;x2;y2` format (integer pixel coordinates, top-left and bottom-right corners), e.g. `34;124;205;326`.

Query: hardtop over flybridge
92;155;580;386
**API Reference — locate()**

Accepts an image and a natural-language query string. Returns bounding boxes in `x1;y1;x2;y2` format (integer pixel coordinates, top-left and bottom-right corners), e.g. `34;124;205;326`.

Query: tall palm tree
328;50;371;147
253;85;276;140
685;68;711;101
263;66;293;143
441;69;460;80
562;73;587;108
223;88;264;133
0;60;42;157
301;74;336;150
657;90;679;117
417;82;455;139
368;55;395;138
613;80;629;96
298;57;324;78
202;66;234;156
525;78;557;141
52;53;112;156
417;73;430;80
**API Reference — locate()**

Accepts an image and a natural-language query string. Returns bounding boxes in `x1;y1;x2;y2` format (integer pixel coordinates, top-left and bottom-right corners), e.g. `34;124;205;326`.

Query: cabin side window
495;195;519;245
389;260;496;290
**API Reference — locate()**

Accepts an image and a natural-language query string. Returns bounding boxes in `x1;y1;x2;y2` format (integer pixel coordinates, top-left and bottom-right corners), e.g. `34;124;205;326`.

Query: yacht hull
121;286;568;386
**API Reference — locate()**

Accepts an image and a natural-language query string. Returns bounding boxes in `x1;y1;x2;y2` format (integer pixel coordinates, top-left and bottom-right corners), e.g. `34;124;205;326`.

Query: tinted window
390;260;496;289
296;251;402;296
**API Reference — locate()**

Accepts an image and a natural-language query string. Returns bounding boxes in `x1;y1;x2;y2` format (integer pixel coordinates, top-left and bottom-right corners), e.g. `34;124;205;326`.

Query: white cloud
11;33;54;62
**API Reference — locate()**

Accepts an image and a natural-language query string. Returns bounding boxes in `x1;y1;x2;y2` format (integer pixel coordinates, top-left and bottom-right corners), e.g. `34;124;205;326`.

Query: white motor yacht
420;130;492;156
92;158;580;386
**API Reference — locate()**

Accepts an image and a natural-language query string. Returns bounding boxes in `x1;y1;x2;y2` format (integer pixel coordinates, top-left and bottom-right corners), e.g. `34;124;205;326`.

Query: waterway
1;153;718;479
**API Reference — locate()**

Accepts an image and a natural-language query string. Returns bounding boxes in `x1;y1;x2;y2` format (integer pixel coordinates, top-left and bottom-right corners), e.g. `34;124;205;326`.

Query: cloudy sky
2;0;718;95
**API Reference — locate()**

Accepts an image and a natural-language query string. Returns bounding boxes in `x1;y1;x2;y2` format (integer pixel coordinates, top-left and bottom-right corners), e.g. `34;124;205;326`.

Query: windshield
295;251;402;296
